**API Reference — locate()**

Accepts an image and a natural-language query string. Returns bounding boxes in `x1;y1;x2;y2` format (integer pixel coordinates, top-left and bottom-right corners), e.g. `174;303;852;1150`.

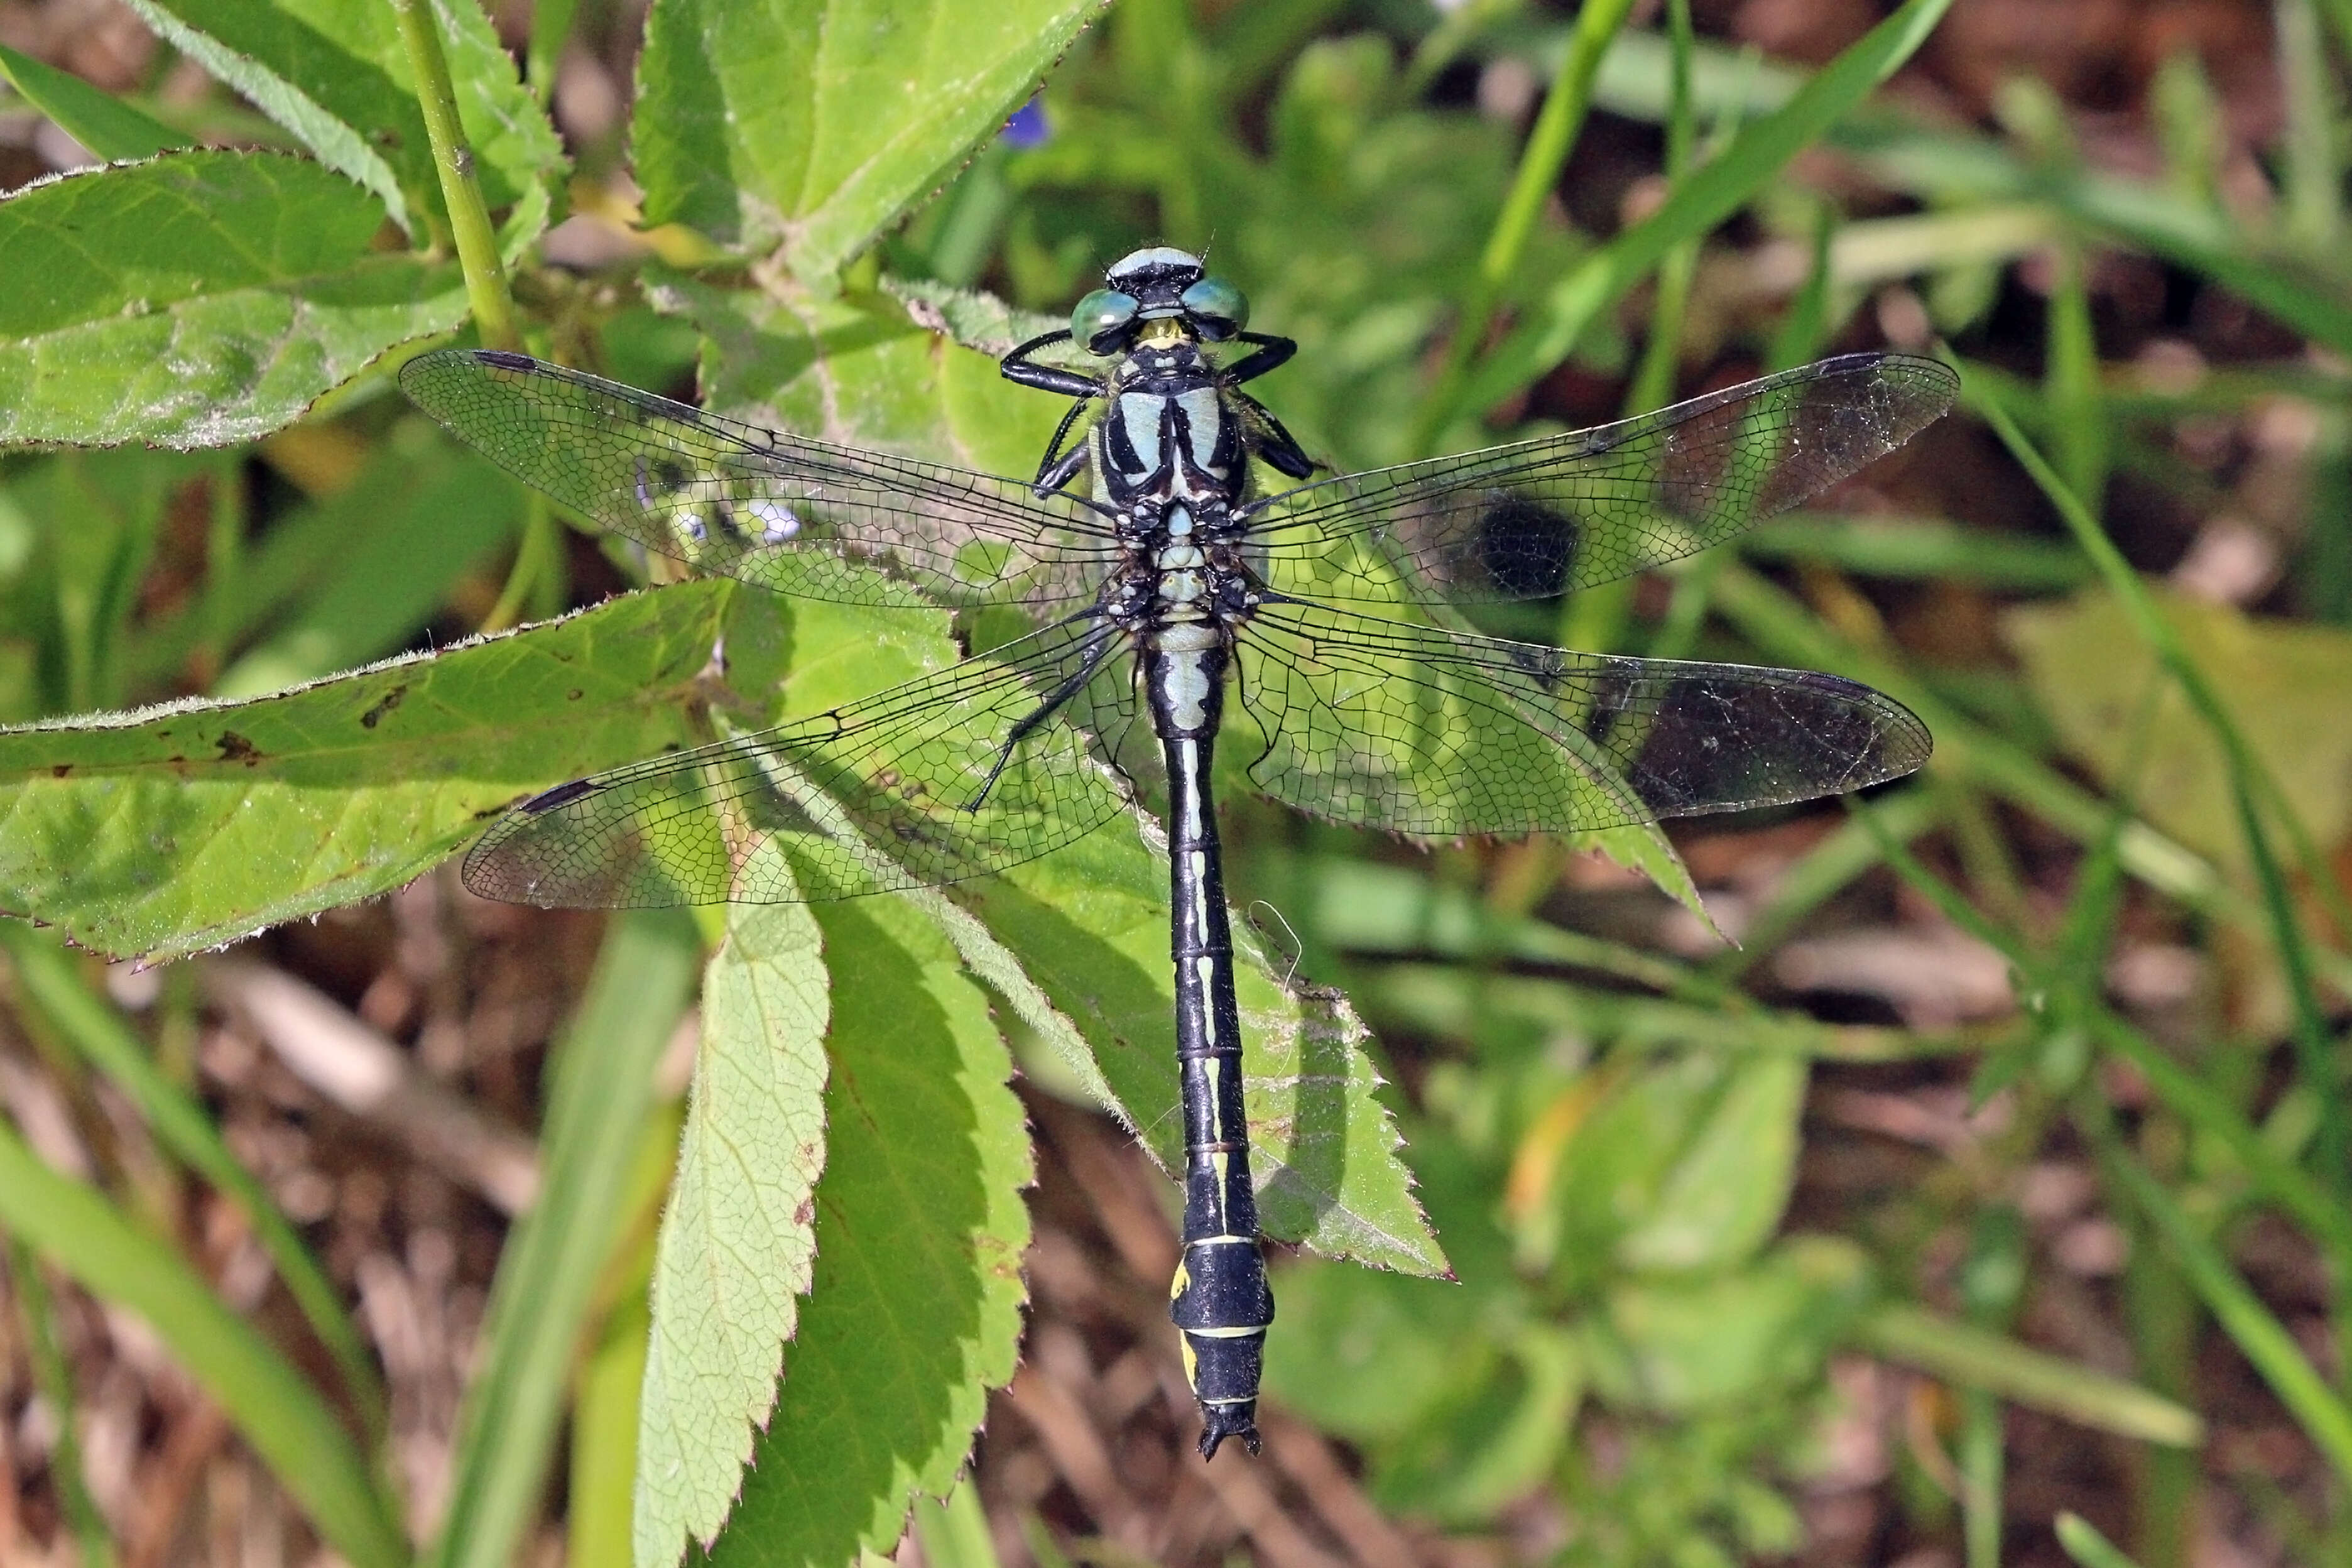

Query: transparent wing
462;616;1146;906
401;349;1120;611
1242;354;1957;604
1233;600;1929;836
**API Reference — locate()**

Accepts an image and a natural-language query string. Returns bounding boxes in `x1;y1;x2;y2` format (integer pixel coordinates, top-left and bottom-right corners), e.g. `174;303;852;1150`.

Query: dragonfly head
1073;247;1250;354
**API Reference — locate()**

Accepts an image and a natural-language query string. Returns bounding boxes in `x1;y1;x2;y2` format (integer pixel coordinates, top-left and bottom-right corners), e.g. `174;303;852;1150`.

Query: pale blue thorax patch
1177;387;1226;476
1117;392;1163;474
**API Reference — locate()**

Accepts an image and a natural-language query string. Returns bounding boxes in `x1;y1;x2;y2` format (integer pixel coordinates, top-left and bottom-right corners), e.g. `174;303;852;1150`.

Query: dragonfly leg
1220;331;1297;386
1001;329;1101;399
1032;397;1096;493
1236;391;1315;480
964;619;1121;810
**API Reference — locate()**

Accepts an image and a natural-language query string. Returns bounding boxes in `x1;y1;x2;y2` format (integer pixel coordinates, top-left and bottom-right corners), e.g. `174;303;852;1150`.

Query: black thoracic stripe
1151;644;1273;1461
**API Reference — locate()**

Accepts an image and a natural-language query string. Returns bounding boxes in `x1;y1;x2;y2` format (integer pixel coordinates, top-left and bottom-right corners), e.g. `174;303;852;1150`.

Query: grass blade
0;1121;405;1567
11;1241;117;1567
2088;1101;2352;1488
0;41;187;160
2057;1511;2147;1568
1971;381;2350;1195
1452;0;1956;419
0;925;386;1442
1857;1305;2201;1447
1412;0;1638;451
428;908;700;1568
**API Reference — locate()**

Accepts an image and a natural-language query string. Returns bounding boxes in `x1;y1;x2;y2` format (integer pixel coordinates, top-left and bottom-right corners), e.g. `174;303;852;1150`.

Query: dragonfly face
400;255;1958;1462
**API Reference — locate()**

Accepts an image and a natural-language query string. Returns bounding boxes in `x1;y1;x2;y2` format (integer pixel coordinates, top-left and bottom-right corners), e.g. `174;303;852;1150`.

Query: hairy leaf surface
0;580;737;959
0;152;466;447
121;0;562;246
697;898;1029;1568
633;0;1107;275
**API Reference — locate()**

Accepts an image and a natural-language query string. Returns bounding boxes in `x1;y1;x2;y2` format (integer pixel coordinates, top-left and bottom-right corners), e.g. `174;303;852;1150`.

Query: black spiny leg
1220;331;1297;386
1238;391;1316;481
1032;396;1095;493
1003;328;1102;494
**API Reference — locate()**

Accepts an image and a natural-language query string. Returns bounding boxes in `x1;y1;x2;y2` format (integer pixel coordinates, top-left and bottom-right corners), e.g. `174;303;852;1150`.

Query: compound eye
1070;289;1139;354
1179;275;1248;339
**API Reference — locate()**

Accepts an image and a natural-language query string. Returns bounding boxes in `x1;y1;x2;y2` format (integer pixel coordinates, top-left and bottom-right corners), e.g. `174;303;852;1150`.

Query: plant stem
391;0;520;352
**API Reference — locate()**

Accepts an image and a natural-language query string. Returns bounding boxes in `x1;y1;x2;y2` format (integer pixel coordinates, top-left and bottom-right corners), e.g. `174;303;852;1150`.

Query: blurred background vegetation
9;0;2352;1564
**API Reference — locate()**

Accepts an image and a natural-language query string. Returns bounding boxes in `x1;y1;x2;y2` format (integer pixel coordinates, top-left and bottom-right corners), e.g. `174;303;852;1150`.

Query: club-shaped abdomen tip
1196;1400;1261;1461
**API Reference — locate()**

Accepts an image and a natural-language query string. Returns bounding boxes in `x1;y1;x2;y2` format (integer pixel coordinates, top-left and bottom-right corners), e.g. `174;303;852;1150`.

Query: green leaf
0;151;467;448
0;579;736;961
634;900;830;1565
2004;586;2352;878
1525;1053;1803;1285
698;896;1030;1568
0;43;188;160
121;0;563;246
1613;1056;1805;1275
633;0;1109;275
673;274;1070;477
0;1120;406;1568
433;910;703;1568
1589;1235;1870;1413
1366;1322;1581;1524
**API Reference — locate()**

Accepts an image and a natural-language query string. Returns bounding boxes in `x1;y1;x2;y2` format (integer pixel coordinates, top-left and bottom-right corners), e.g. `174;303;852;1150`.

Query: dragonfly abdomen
1158;701;1273;1461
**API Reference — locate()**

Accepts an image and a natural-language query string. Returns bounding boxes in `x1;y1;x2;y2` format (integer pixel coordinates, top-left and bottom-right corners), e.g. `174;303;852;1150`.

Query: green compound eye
1071;289;1139;354
1180;276;1248;339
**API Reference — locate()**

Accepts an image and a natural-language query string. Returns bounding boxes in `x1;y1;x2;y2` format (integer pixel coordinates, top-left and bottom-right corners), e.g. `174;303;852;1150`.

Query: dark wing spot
215;731;260;764
522;778;599;813
1476;493;1579;598
473;349;538;371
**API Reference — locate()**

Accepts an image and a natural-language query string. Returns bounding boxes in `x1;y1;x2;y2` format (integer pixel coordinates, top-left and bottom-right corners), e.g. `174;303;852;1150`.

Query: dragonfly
400;246;1956;1460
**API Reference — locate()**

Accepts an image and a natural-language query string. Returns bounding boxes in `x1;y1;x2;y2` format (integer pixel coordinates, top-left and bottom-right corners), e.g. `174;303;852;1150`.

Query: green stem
390;0;520;351
2058;1512;2149;1568
1411;0;1636;453
482;493;559;633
